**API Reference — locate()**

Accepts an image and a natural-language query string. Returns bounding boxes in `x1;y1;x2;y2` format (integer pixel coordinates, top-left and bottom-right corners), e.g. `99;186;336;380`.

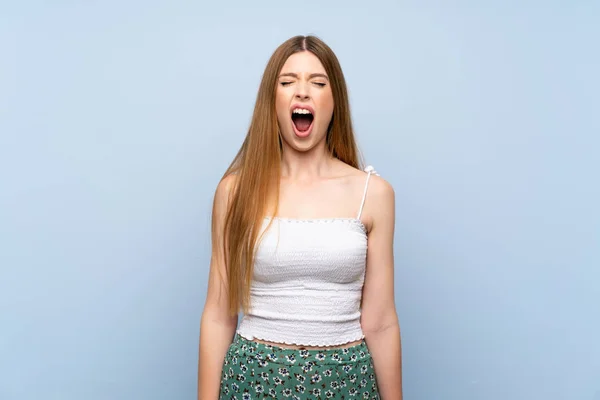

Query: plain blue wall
1;1;598;399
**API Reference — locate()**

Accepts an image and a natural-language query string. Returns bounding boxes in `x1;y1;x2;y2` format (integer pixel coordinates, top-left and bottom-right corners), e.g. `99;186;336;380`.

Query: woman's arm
197;175;239;400
360;176;403;399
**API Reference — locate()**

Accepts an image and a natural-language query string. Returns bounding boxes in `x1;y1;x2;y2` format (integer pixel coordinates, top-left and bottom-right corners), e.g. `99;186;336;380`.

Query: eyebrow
278;72;329;80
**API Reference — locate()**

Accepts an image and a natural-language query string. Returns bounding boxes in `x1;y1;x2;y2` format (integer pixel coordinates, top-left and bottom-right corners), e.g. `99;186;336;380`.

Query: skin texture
198;50;402;399
197;175;239;400
276;51;334;154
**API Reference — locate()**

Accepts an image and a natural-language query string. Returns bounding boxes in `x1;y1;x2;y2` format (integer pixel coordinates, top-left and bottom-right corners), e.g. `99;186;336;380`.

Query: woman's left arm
360;176;403;399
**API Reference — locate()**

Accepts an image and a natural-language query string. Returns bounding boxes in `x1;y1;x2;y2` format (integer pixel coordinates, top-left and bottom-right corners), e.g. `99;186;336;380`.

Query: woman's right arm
197;175;239;400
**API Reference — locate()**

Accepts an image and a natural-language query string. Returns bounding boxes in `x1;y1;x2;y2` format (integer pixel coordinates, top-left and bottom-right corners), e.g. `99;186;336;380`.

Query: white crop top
236;166;379;347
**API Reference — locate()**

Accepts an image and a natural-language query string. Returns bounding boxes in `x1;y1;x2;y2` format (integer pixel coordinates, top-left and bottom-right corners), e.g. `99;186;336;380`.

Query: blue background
1;1;598;399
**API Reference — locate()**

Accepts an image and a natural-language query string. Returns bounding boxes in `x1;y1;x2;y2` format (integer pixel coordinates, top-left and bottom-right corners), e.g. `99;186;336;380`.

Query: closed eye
280;81;293;86
313;82;326;87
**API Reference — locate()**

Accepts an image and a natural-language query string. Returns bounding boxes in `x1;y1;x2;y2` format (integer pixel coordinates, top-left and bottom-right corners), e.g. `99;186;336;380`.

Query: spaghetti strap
357;165;378;220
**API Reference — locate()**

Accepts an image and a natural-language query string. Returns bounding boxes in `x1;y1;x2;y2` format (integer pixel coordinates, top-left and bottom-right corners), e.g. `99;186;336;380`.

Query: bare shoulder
333;161;394;201
215;173;237;199
361;168;395;230
366;173;395;204
213;173;238;215
340;162;394;197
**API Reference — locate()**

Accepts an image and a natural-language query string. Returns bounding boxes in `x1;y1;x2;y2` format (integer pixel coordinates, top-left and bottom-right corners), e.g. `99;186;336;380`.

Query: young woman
198;35;402;399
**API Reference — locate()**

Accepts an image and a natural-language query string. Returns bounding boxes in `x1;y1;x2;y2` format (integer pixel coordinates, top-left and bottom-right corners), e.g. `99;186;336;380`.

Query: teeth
292;108;312;115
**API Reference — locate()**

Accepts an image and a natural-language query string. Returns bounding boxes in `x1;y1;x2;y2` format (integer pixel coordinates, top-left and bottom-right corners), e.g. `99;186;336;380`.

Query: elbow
361;312;399;336
201;304;238;330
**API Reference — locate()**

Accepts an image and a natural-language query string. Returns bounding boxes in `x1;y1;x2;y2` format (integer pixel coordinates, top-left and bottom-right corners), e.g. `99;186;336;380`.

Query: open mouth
291;108;314;134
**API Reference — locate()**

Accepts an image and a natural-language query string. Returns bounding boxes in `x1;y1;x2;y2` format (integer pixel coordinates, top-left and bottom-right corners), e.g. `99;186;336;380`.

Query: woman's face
275;51;334;152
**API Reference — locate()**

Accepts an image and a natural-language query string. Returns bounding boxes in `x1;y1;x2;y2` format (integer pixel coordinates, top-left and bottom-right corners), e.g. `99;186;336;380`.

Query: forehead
280;51;327;75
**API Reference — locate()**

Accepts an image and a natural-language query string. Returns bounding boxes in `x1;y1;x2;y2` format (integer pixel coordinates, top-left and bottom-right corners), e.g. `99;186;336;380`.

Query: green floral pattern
219;334;380;399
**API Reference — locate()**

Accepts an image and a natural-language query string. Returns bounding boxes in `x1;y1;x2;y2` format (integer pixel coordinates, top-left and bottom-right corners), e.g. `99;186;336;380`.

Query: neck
280;141;333;181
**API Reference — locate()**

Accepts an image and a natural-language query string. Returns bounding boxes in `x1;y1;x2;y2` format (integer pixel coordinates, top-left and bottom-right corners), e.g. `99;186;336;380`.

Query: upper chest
275;177;363;219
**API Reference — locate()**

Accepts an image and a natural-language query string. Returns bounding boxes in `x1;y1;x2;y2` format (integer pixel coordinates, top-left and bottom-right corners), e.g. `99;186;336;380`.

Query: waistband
228;334;371;366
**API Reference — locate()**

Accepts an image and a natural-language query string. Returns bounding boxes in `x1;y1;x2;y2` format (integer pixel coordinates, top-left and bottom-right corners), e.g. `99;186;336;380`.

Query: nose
294;80;310;100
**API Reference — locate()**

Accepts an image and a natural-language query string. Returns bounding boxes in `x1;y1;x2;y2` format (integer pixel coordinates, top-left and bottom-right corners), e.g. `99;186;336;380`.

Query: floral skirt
219;334;380;399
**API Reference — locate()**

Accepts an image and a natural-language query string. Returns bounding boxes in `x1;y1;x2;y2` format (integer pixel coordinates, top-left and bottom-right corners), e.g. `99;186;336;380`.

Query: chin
285;137;326;154
280;122;327;152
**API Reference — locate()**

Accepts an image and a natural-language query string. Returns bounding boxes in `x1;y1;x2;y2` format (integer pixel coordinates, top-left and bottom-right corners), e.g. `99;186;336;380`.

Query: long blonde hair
218;35;363;315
